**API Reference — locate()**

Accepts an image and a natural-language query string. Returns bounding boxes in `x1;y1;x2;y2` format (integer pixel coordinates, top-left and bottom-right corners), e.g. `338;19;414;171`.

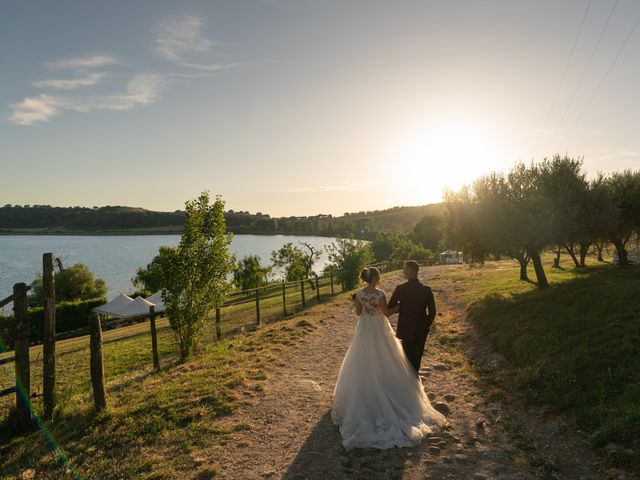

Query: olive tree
602;170;640;265
446;163;552;286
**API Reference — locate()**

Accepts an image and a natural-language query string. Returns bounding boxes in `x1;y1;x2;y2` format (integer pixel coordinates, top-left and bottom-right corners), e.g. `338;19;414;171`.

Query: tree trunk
552;248;561;269
595;242;605;262
563;243;580;268
512;251;530;281
578;242;592;267
528;249;549;288
611;238;629;265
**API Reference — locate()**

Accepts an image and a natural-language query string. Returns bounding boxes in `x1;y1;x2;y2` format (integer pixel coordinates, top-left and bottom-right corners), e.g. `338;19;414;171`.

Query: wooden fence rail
1;258;410;421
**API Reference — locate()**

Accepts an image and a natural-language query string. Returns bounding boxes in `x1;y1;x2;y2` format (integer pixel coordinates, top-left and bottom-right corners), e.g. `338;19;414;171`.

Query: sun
389;119;508;204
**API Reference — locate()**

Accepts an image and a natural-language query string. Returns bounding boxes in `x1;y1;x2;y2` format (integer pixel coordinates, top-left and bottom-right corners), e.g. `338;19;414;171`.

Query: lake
0;234;338;306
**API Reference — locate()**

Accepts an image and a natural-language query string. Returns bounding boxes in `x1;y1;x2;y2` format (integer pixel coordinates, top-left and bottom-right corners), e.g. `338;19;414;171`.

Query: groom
388;260;436;375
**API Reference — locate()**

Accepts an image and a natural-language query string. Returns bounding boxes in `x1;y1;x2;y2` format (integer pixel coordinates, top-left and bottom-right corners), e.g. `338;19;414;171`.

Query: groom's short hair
404;260;419;274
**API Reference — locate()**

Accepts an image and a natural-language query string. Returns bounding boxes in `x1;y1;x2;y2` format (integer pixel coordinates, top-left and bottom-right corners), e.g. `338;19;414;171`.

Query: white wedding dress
331;288;446;450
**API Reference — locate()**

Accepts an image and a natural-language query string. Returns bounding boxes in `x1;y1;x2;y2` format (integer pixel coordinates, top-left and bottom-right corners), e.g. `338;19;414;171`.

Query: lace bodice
356;288;386;315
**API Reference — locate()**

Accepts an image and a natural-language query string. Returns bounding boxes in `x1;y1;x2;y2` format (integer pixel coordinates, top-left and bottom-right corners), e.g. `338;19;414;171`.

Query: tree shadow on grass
462;264;640;471
283;411;418;480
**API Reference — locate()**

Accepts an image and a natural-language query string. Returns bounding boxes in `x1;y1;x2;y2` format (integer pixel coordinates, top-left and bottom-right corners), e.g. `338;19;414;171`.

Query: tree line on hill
0;202;442;239
444;155;640;287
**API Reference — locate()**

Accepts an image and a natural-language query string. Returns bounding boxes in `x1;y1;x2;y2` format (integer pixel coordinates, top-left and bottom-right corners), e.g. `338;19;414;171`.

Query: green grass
0;277;341;420
0;275;347;479
439;255;640;468
0;294;334;479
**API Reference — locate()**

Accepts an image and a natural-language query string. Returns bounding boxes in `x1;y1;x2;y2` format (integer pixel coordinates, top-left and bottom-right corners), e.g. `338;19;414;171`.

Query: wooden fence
0;283;32;429
1;257;405;418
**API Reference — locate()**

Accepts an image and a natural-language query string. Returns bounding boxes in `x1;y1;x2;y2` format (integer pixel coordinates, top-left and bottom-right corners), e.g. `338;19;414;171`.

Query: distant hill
0;203;444;238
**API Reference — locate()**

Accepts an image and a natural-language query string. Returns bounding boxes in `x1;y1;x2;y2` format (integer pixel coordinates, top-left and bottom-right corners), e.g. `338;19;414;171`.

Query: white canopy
93;291;167;318
144;290;166;313
92;293;133;315
116;296;154;318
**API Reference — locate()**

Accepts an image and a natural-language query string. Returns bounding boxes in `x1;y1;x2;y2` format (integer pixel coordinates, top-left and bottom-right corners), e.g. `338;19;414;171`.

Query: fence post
330;274;334;294
282;281;287;316
315;276;320;302
42;253;56;420
215;308;222;340
89;312;107;412
13;283;31;429
149;306;160;371
255;289;261;325
300;280;306;307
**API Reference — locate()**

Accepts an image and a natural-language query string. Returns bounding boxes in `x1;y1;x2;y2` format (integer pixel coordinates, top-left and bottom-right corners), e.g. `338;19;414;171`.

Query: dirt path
200;267;613;480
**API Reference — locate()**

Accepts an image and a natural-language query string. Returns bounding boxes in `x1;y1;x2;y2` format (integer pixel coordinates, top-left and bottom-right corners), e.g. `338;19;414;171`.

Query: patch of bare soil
195;268;625;480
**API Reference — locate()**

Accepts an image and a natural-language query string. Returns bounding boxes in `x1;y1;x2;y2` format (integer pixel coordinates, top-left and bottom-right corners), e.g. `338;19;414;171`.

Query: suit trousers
401;330;428;375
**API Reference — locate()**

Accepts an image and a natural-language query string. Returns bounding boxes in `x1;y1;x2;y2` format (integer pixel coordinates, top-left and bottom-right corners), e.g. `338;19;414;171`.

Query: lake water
0;234;337;306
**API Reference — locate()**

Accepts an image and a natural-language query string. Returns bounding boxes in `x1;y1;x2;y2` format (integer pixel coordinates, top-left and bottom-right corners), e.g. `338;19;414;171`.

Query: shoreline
0;230;344;238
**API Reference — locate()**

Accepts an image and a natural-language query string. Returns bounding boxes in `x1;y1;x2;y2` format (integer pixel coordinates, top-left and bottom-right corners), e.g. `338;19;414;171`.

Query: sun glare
390;119;509;204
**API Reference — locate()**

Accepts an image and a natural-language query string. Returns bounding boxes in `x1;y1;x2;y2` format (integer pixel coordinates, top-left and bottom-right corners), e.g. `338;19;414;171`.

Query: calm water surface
0;234;337;304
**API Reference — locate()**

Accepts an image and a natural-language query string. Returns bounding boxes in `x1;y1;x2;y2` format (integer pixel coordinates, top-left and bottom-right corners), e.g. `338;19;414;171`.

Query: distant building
440;250;464;265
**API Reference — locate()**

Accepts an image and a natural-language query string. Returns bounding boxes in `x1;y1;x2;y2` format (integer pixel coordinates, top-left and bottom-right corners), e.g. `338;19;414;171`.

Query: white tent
92;293;133;315
116;296;154;319
145;290;166;313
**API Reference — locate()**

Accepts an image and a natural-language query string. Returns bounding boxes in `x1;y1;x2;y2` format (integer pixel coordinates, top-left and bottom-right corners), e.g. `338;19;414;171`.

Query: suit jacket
388;278;436;341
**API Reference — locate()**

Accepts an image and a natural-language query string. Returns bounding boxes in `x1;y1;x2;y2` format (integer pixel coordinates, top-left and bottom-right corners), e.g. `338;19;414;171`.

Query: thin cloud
155;15;214;62
527;128;606;137
32;72;108;90
584;148;640;163
45;55;120;70
8;95;62;125
99;74;167;111
8;74;167;126
178;61;243;72
286;183;369;193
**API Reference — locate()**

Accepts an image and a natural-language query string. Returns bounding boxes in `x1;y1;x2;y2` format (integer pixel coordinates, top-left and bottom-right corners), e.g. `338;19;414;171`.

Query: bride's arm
378;293;396;317
354;294;363;315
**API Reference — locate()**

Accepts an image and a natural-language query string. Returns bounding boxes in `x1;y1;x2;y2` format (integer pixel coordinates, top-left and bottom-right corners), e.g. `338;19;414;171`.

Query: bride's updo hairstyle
360;266;381;284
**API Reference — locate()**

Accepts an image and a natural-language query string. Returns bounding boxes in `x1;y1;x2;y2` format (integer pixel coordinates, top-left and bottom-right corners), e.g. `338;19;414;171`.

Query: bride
331;267;447;450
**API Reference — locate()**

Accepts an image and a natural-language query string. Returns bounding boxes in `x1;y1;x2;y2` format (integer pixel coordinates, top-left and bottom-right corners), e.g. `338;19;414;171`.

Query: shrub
0;297;104;349
30;263;107;306
326;238;373;290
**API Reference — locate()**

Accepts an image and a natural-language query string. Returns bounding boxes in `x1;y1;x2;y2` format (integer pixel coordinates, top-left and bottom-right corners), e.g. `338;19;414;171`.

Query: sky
1;0;639;217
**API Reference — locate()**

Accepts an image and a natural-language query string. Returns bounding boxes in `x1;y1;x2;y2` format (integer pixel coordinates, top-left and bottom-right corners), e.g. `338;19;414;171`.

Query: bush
270;243;307;281
326;238;373;290
132;246;177;294
234;255;271;291
30;263;107;306
371;233;402;262
389;238;437;266
0;297;105;350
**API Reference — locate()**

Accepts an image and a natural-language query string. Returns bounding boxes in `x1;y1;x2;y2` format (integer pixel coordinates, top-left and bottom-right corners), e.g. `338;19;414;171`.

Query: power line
546;0;592;126
559;0;620;126
576;10;640;125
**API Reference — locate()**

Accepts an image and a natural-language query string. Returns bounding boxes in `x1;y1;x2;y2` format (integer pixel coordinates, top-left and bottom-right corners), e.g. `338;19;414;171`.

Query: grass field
0;274;351;479
0;276;341;421
439;253;640;469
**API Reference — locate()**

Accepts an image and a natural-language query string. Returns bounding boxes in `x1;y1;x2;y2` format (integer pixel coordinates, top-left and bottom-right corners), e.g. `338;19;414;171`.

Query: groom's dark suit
388;278;436;374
